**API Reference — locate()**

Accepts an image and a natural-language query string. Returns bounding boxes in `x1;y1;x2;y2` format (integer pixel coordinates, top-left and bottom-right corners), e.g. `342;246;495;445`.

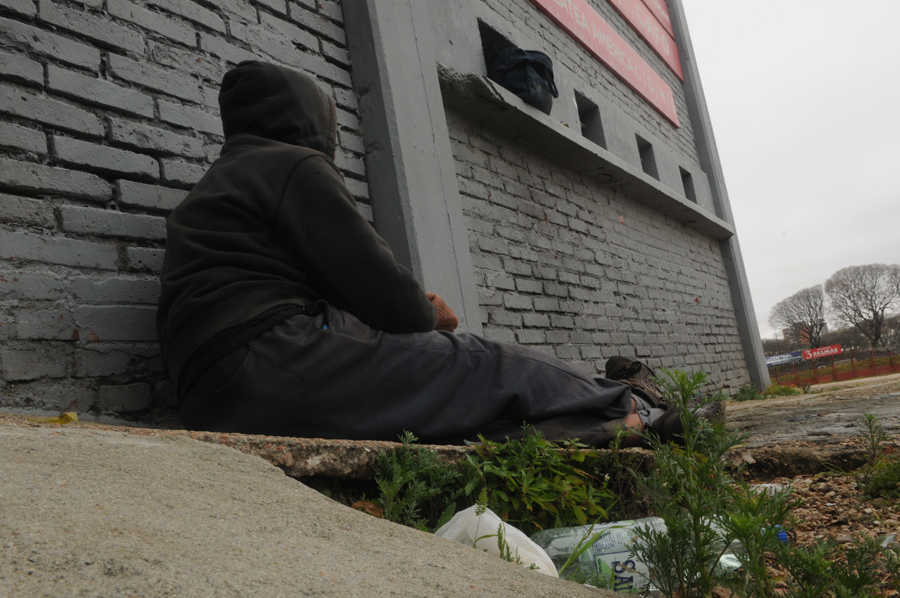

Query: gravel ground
726;374;900;596
742;473;900;597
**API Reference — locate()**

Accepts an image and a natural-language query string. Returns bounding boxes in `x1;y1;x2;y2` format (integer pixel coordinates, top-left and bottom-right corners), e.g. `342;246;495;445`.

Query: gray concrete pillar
343;0;484;334
668;0;770;389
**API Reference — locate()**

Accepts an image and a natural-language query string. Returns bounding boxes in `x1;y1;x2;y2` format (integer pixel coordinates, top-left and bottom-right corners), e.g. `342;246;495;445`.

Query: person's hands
426;292;459;332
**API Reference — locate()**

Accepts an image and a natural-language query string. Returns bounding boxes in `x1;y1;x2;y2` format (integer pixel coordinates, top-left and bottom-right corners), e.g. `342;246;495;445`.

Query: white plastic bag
434;505;558;577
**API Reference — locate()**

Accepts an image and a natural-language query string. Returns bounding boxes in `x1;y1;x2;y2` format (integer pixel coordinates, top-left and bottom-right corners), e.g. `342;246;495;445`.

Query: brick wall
448;110;751;391
0;0;364;412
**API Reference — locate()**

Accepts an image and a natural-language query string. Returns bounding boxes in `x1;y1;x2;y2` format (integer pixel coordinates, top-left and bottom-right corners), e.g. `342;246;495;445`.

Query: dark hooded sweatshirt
157;61;437;393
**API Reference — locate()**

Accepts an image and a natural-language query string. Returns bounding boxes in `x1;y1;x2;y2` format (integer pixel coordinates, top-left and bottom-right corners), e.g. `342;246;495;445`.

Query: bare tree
820;325;868;354
761;336;800;356
824;264;900;348
768;285;827;348
882;314;900;348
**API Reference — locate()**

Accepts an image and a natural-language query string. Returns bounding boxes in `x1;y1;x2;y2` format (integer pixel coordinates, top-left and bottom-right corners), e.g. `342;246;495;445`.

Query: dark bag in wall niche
485;42;559;115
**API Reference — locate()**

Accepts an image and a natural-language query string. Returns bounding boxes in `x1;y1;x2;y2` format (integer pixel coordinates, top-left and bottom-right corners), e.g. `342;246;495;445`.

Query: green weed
862;459;900;500
631;368;746;598
764;383;803;397
770;534;887;598
857;412;889;465
373;428;617;536
372;430;461;532
732;383;802;400
771;539;838;597
717;483;799;598
732;384;762;402
461;429;616;536
856;412;900;500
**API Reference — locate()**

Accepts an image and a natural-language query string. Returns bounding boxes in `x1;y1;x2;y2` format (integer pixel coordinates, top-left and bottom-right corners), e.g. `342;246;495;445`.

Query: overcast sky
679;0;900;338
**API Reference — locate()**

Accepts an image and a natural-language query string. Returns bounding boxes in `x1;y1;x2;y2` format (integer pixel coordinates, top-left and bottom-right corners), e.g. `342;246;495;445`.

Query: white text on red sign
639;0;673;37
606;0;682;79
531;0;679;126
802;344;843;360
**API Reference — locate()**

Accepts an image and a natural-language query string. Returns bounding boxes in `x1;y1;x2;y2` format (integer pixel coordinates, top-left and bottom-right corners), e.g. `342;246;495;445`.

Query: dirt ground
726;374;900;596
726;372;900;449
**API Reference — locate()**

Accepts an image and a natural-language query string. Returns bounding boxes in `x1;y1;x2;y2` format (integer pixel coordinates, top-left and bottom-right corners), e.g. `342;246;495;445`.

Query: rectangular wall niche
575;92;606;149
478;20;514;73
636;134;659;180
680;167;697;203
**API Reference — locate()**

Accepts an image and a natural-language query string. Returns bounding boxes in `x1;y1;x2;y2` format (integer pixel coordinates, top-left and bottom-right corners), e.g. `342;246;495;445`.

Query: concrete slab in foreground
0;422;614;598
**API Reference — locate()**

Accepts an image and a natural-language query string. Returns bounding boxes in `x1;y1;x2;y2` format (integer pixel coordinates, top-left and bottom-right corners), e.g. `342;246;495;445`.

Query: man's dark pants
181;302;634;446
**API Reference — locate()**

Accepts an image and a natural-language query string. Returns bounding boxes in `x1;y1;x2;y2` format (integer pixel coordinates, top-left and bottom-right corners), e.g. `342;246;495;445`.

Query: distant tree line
766;264;900;353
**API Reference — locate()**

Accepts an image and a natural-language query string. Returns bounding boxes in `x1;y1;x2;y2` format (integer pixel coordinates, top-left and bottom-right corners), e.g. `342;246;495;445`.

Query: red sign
639;0;674;37
529;0;679;127
607;0;682;79
802;344;842;360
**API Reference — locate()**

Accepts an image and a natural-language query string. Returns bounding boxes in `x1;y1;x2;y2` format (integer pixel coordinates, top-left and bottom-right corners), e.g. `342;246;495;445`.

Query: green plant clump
773;533;890;598
372;430;461;532
732;384;762;402
372;429;619;536
763;383;803;397
732;382;802;402
631;369;748;598
461;431;617;536
864;460;900;500
858;412;889;465
855;412;900;500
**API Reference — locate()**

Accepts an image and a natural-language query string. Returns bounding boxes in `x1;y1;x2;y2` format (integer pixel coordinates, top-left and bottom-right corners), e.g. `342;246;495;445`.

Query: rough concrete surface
0;423;613;598
727;373;900;448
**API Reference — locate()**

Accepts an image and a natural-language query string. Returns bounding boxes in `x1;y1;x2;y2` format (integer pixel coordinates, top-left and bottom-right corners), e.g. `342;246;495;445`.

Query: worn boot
604;356;666;407
605;356;726;444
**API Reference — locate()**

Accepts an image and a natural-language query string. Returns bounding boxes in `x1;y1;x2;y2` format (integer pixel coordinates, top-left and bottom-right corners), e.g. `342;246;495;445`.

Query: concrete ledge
0;413;473;479
437;65;735;241
0;413;871;483
185;430;474;480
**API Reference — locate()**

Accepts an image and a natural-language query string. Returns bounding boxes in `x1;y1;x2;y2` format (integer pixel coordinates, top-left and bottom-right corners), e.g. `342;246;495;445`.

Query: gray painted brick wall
0;0;364;413
447;110;750;391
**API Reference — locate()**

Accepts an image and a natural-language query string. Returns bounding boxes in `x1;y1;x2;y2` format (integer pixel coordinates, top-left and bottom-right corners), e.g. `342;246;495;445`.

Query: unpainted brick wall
480;0;699;163
0;0;365;412
448;110;751;391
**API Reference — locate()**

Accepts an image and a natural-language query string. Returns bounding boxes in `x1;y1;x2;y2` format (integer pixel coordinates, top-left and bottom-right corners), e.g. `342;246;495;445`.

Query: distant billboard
766;344;843;367
802;344;842;360
765;351;803;366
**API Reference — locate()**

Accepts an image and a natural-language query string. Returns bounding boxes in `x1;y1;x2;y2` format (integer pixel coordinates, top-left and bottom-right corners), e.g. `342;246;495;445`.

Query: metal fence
768;346;900;387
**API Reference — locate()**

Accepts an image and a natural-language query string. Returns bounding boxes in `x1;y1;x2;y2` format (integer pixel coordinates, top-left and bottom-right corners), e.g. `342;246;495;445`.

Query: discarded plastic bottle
531;518;788;594
531;518;665;594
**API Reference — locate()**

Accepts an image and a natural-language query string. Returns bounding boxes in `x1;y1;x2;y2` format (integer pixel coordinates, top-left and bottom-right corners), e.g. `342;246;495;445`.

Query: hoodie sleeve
276;155;438;333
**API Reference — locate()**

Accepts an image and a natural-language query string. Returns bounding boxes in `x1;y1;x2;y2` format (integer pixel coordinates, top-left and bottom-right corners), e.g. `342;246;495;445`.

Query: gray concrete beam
668;0;770;389
343;0;483;334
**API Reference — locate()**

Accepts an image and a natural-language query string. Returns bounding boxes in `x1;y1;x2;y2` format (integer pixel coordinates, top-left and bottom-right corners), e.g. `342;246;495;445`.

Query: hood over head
219;61;337;158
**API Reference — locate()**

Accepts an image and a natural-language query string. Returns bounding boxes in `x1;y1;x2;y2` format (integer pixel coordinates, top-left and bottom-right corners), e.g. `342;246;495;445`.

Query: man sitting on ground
157;61;715;447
